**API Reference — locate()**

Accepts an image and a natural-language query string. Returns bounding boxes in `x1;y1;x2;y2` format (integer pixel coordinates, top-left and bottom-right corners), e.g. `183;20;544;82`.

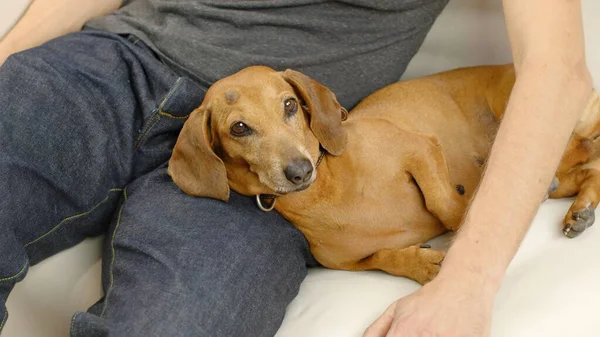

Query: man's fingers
363;302;396;337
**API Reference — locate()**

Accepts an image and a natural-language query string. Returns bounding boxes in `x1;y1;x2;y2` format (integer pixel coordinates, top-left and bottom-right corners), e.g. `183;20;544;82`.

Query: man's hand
364;275;494;337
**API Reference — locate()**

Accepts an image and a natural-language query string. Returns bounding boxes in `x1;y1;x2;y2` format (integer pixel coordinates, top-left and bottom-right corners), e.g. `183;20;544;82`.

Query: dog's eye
284;98;298;116
230;122;251;137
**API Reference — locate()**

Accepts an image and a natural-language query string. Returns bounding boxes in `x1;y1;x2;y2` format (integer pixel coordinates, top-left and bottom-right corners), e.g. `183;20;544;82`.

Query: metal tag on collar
256;194;276;212
341;107;348;121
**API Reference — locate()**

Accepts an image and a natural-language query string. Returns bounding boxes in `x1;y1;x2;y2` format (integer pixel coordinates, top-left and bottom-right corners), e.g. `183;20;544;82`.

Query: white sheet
276;199;600;337
3;0;600;336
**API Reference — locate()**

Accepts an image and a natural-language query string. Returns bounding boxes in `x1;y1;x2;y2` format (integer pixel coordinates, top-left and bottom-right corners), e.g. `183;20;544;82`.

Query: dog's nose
284;159;313;185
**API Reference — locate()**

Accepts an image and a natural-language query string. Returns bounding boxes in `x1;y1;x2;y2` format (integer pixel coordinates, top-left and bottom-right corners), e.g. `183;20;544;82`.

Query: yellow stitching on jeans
158;110;190;119
156;77;194;120
101;188;128;318
0;310;7;331
0;260;28;283
135;113;161;149
158;77;183;113
24;188;123;248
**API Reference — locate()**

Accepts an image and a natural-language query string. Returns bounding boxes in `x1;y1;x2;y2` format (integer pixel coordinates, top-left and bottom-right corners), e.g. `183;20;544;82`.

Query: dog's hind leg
406;134;467;232
551;162;600;238
344;245;445;285
556;133;596;174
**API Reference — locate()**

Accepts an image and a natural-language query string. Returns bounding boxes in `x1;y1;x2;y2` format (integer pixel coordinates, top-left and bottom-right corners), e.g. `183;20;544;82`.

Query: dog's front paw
411;246;445;285
563;204;595;238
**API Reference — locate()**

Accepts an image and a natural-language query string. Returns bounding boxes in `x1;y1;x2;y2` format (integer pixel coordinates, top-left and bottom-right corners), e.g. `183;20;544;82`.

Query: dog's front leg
350;245;445;285
406;134;467;231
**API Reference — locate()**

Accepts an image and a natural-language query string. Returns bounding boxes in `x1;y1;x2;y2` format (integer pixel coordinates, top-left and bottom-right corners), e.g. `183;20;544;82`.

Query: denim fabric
0;31;316;337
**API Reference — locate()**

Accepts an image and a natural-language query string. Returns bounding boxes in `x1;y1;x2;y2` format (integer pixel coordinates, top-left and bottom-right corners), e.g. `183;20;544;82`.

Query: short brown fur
168;65;600;284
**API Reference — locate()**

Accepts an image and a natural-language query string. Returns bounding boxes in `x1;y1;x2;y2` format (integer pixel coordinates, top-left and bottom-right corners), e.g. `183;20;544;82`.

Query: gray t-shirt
86;0;448;108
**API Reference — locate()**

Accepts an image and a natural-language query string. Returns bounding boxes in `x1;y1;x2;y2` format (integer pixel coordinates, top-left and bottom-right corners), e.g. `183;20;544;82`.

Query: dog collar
256;149;326;212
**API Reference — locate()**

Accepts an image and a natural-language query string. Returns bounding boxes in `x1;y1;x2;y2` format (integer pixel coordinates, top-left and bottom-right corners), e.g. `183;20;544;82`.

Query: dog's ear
168;106;230;201
282;69;348;156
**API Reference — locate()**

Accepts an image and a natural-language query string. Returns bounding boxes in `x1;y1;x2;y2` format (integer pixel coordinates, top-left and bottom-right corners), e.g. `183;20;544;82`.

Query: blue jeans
0;31;317;336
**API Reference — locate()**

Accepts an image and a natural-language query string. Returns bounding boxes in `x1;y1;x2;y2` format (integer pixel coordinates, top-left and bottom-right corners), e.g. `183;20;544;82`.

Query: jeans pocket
157;77;206;119
135;76;205;149
133;76;206;176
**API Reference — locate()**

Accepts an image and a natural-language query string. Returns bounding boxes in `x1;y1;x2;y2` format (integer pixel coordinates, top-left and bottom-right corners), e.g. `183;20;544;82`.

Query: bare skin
364;0;593;336
0;0;122;65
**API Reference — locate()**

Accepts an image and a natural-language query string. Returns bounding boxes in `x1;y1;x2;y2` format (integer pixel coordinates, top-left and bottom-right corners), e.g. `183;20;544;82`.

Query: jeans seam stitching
23;188;124;248
0;260;28;283
158;110;190;120
100;188;129;318
134;113;161;150
0;310;7;331
158;77;184;113
157;77;193;120
134;77;188;148
69;312;81;336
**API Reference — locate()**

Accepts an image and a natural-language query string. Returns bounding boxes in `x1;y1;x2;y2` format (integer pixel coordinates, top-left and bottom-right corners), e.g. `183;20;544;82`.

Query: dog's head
168;66;348;201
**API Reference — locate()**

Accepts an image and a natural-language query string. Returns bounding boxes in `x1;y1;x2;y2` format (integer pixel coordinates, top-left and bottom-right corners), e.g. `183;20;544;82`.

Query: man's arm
365;0;593;336
0;0;123;65
440;0;592;295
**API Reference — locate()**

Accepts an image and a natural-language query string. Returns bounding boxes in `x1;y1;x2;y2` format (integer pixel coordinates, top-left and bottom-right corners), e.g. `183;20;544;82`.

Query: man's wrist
435;233;507;298
434;266;501;302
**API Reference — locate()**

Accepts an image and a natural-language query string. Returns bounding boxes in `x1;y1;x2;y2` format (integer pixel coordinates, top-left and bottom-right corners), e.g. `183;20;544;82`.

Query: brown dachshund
168;65;600;284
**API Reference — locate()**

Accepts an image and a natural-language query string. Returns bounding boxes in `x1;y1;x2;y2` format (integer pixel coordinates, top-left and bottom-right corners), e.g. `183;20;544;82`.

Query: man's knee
102;179;313;336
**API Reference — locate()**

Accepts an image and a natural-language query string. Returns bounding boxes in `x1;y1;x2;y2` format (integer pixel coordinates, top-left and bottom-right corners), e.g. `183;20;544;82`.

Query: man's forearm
0;0;122;64
438;64;593;292
435;0;593;296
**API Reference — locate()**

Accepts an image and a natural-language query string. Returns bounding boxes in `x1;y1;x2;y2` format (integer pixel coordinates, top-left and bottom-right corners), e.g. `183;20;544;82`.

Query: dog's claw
549;177;559;194
419;243;431;249
563;205;595;238
563;225;573;238
544;177;560;202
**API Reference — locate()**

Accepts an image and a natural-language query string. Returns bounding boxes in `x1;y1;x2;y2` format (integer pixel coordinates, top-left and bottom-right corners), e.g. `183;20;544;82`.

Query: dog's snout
284;159;313;185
